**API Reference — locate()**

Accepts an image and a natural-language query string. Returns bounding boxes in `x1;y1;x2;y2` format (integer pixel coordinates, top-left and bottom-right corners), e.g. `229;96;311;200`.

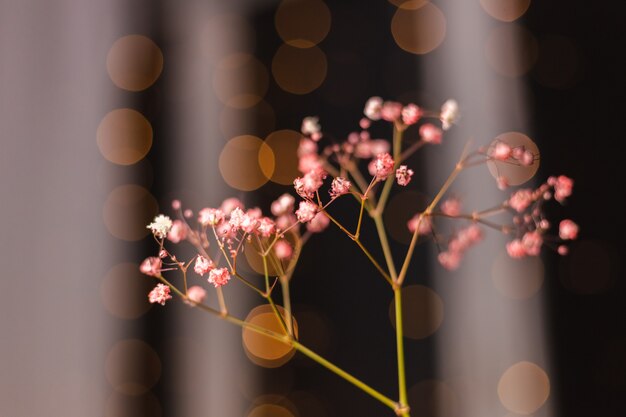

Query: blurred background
1;0;624;416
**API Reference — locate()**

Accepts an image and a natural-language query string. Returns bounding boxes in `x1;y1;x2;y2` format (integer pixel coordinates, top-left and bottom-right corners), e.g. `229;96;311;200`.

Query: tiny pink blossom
186;285;207;305
240;214;259;234
228;207;246;230
497;176;509;190
140;257;162;277
380;101;403;122
401;104;422;126
557;245;569;255
298;138;318;156
553;175;573;203
167;220;188;243
508;189;533;212
506;239;527;258
364;96;383;120
274;240;293;260
330;177;352;198
296;201;318;223
407;214;432;235
491;142;512;161
559;219;579;240
276;214;296;231
246;207;263;219
307;212;331;233
520;150;535;166
359;118;371;129
198;208;225;226
438;251;462;270
271;194;296;216
440;99;459;130
208;267;231;288
395;165;414;186
419;123;443;144
298;153;323;174
220;198;245;215
172;200;181;210
184;209;193;218
148;283;172;305
440;198;462;216
294;170;325;199
371;152;395;180
147;214;173;239
301;116;321;136
257;217;276;237
194;255;214;276
159;249;167;258
522;231;543;256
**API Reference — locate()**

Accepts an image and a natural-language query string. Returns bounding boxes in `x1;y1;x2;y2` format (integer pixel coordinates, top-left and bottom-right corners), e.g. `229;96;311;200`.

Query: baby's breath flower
147;214;173;239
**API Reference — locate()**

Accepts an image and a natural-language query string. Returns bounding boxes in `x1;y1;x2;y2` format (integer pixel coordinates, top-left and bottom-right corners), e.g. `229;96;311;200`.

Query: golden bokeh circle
104;391;161;417
388;0;430;9
485;24;538;77
408;380;458;417
97;109;153;166
492;250;544;299
105;339;161;395
101;263;154;319
479;0;531;22
213;54;269;108
561;240;613;294
265;130;301;185
247;403;295;417
272;44;327;94
106;35;163;92
220;100;276;139
219;135;275;191
242;305;299;368
103;185;158;241
275;0;331;48
487;132;539;185
391;3;447;55
498;361;550;415
389;285;444;340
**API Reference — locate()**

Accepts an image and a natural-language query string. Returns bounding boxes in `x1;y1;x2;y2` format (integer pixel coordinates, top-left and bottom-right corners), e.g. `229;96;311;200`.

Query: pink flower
198;208;224;226
296;201;318;223
330;177;352;198
401;104;422;126
490;141;512;161
276;214;296;231
294;170;325;199
553;175;573;203
438;251;462;270
371;152;395;180
419;123;443;144
148;283;172;305
298;138;318;156
146;214;173;239
208;267;231;288
520;150;535;166
522;231;543;256
359;118;371;129
274;240;293;260
381;101;403;122
506;239;526;258
307;212;330;233
395;165;414;186
298;153;323;174
440;99;459;130
301;116;321;136
194;255;214;276
220;198;244;215
186;285;207;305
558;245;569;255
167;220;188;243
364;96;383;120
228;207;246;230
508;189;533;212
440;198;461;216
559;219;579;240
172;200;181;210
140;257;162;277
257;217;276;237
240;214;259;234
271;194;295;216
407;214;432;235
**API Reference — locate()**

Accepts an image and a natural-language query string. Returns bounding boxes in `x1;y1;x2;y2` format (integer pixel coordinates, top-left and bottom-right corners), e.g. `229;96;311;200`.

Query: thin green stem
373;214;398;281
355;196;366;239
394;287;410;416
216;286;227;315
376;126;403;215
280;277;294;336
263;255;290;336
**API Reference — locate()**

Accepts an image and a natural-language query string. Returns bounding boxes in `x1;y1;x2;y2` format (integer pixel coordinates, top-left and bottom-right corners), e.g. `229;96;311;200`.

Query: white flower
301;116;321;136
147;214;173;239
440;99;459;131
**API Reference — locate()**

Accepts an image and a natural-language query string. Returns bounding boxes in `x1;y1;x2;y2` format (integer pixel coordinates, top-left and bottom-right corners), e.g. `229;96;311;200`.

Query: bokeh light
275;0;331;48
533;35;581;89
213;54;269;108
242;305;298;368
264;130;301;185
485;24;537;77
497;361;550;415
103;185;158;241
389;285;444;340
220;100;276;139
492;250;544;299
272;45;327;94
247;401;295;417
104;391;161;417
101;263;153;319
479;0;531;22
97;109;153;166
408;380;458;417
384;191;429;244
106;35;163;92
486;132;539;185
391;3;446;55
243;238;282;276
560;240;614;294
219;135;274;191
105;339;161;395
388;0;429;9
201;14;255;62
